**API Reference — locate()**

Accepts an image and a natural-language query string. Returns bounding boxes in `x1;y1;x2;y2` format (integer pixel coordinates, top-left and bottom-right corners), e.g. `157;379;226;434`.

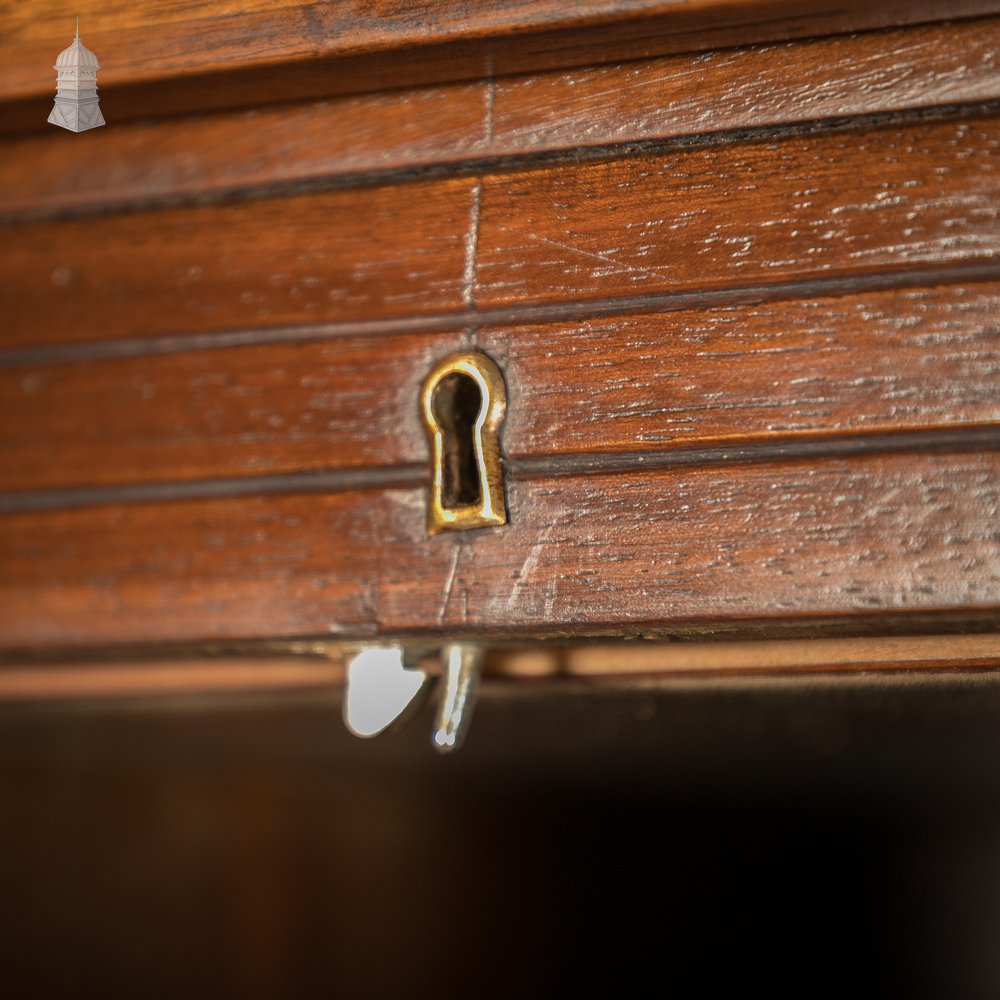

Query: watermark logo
48;19;105;132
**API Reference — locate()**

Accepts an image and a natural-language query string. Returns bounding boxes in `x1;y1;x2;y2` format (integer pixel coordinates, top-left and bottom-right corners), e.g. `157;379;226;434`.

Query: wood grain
0;82;488;222
1;451;996;646
4;16;1000;222
475;115;1000;309
5;116;998;351
491;16;1000;157
1;178;474;349
4;2;999;131
3;283;999;491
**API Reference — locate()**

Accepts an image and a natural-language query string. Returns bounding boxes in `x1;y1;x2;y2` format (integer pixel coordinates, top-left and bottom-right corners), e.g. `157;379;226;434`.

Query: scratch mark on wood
463;180;483;309
438;541;462;624
484;56;496;147
504;524;553;614
492;220;675;283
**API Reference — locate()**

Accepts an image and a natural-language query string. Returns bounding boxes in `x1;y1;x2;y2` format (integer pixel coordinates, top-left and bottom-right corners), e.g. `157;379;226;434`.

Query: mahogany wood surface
4;16;999;222
4;2;1000;132
2;178;475;349
4;115;999;352
1;451;997;646
3;282;998;492
474;116;1000;310
2;8;999;654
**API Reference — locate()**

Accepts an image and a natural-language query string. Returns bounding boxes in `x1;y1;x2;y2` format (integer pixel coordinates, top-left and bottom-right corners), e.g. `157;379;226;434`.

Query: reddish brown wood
474;115;1000;309
490;17;1000;158
1;451;996;647
0;331;455;488
1;178;474;349
4;2;999;132
5;116;999;352
3;283;999;492
4;17;999;222
3;10;998;661
481;282;1000;461
0;83;487;222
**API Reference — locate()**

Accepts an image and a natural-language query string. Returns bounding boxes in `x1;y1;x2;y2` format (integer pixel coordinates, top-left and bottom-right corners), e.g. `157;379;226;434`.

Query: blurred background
3;672;1000;999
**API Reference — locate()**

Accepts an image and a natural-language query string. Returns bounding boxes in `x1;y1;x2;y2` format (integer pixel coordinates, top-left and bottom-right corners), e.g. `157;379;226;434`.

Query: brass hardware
420;350;508;535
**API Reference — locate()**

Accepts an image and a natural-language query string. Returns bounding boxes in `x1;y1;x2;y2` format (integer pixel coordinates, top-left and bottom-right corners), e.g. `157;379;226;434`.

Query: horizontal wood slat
3;283;999;491
490;17;1000;157
4;2;999;131
0;84;487;223
484;284;1000;454
5;116;999;352
1;451;997;646
475;115;1000;309
4;16;1000;222
3;179;474;349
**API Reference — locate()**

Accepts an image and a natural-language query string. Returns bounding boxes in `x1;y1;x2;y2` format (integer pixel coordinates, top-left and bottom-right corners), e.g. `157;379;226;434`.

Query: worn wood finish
5;16;1000;222
5;115;999;351
0;83;488;222
492;17;1000;157
1;451;996;646
482;282;1000;460
0;488;383;646
4;2;999;132
3;283;999;492
2;178;474;349
475;115;1000;309
3;9;999;659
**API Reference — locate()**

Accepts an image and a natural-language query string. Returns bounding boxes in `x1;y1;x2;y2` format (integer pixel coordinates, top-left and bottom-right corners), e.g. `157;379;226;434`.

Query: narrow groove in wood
0;466;426;515
2;426;995;516
5;0;1000;135
2;99;996;228
4;260;998;370
507;426;1000;479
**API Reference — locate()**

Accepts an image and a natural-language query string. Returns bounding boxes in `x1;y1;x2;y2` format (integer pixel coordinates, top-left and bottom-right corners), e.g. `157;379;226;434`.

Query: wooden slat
6;116;999;352
2;178;474;349
1;451;997;646
491;16;1000;157
0;83;488;222
474;115;1000;309
481;283;1000;460
4;2;999;131
3;283;999;491
5;16;1000;222
0;331;448;488
0;488;383;646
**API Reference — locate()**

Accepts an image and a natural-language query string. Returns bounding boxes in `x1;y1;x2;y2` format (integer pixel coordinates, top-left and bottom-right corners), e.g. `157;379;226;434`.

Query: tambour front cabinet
4;4;1000;998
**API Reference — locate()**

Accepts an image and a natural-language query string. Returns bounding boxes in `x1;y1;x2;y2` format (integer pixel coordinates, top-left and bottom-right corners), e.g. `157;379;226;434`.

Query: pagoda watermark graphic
48;19;105;132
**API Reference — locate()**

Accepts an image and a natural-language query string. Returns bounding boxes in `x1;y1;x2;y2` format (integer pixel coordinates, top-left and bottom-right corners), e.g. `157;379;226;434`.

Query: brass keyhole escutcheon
420;351;508;535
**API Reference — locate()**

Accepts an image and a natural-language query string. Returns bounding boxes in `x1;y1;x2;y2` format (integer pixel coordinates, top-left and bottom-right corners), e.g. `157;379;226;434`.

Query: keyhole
431;372;483;508
420;350;508;535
